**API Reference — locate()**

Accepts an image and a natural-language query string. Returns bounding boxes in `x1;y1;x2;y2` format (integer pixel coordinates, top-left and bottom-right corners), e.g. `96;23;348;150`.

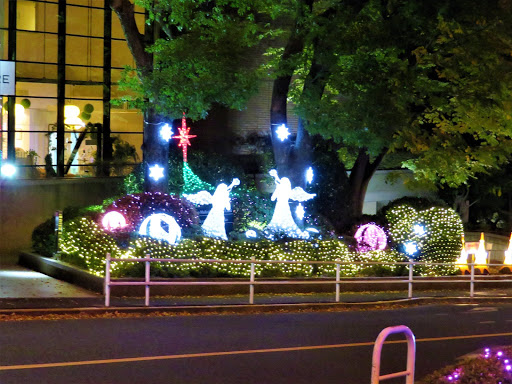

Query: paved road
1;304;512;383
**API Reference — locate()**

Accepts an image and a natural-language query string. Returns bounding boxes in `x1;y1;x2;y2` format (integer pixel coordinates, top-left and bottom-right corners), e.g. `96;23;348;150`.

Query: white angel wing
290;187;316;202
183;190;213;205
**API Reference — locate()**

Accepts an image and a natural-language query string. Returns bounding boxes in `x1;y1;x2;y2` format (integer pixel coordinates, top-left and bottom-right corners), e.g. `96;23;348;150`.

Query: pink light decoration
354;223;387;253
173;112;196;162
102;211;127;231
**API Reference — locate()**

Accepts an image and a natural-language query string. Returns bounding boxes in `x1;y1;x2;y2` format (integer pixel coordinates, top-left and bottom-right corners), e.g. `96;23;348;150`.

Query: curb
1;296;511;318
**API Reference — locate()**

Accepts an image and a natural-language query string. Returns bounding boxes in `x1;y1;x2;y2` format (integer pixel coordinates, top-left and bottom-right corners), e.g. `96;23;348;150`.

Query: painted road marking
1;332;512;371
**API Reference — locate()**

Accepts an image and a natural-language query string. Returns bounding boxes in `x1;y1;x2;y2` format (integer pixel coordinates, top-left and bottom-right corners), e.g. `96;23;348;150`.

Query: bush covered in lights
385;203;463;275
418;345;512;383
55;217;409;278
104;192;199;233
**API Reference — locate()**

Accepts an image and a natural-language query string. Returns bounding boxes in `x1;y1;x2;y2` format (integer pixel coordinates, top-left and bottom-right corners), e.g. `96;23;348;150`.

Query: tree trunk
269;0;313;178
340;149;386;231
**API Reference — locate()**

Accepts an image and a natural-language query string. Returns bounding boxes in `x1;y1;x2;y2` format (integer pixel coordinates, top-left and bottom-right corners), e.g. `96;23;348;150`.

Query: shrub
384;203;463;276
104;192;199;232
418;346;512;383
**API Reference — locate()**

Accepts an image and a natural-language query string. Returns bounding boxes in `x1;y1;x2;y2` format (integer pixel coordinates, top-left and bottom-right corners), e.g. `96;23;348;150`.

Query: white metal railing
103;253;512;307
371;325;416;383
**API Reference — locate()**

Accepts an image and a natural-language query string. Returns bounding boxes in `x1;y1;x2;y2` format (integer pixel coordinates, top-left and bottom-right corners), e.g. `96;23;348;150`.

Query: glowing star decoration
354;223;387;253
148;164;164;181
474;232;488;272
102;211;127;231
184;178;240;240
295;203;305;220
173;113;196;162
404;241;418;256
413;224;426;236
159;123;174;142
138;213;181;244
305;167;314;184
275;124;290;141
266;169;316;239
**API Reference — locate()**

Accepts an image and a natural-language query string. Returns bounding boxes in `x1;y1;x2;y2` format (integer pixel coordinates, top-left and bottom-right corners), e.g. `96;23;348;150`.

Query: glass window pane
36;2;58;33
67;6;103;37
17;31;57;63
66;36;103;67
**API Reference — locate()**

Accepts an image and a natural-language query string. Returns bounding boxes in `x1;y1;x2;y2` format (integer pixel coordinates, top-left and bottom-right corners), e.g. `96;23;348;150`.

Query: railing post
470;262;475;298
335;260;341;302
104;252;111;307
145;254;150;306
408;260;413;299
371;325;416;384
249;257;255;304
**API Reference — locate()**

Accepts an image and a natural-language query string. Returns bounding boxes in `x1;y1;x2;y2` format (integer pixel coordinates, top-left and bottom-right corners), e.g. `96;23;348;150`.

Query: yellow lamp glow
456;234;468;271
503;233;512;267
474;232;488;272
64;105;84;128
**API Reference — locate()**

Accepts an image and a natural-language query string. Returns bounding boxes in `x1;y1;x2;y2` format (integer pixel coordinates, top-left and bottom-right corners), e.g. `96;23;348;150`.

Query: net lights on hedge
138;213;182;245
413;224;426;236
266;169;316;239
275;124;290;141
148;164;164;181
160;123;174;142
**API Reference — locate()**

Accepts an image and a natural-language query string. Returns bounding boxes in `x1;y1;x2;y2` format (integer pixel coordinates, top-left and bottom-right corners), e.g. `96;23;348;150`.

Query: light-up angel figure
266;169;316;239
184;178;240;240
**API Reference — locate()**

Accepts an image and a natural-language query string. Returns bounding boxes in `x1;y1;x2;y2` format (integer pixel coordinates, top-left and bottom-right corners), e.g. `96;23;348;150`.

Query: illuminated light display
245;230;257;239
404;241;418;256
456;234;469;272
182;163;213;194
474;232;488;272
275;124;290;141
413;224;426;236
386;204;463;275
266;169;316;239
354;223;387;253
148;164;164;181
305;167;314;184
184;178;240;240
138;213;182;244
102;211;127;231
1;163;16;177
159;123;174;142
173;113;196;162
296;203;305;220
502;233;512;272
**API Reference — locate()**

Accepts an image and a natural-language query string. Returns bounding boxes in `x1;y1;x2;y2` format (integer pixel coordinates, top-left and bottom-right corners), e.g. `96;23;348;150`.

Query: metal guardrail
371;325;416;384
103;253;511;307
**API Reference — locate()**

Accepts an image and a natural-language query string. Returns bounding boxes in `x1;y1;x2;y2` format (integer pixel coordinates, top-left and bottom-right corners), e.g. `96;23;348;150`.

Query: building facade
0;0;145;179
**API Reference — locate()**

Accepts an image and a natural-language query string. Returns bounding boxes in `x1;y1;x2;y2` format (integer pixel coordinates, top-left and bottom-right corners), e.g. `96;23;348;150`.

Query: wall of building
0;177;122;263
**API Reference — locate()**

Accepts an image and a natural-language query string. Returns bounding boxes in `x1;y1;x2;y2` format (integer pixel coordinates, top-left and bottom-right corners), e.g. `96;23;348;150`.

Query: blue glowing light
275;124;290;141
404;241;418;256
295;203;305;220
305;167;314;184
1;163;16;178
148;164;164;181
413;224;426;236
160;123;174;142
